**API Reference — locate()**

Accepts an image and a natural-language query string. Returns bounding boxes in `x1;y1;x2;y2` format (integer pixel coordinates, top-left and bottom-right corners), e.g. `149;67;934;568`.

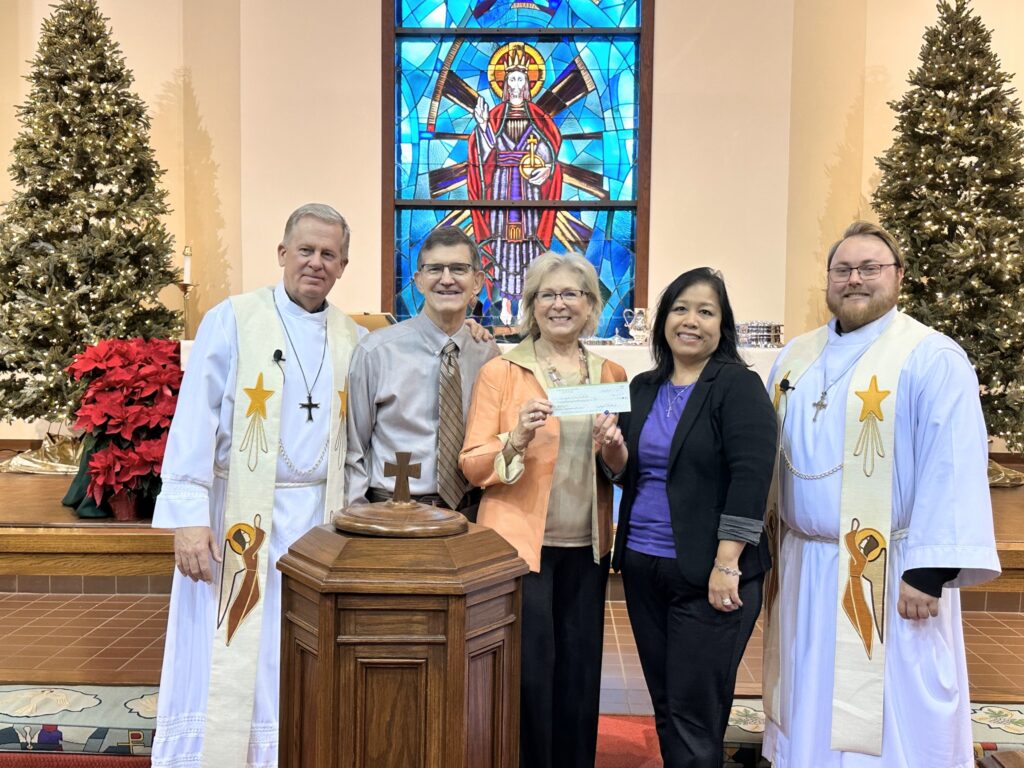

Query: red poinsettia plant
67;338;182;511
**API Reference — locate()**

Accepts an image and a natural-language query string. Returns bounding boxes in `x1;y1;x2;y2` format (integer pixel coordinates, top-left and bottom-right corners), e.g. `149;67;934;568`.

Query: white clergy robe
762;307;1000;768
151;283;355;768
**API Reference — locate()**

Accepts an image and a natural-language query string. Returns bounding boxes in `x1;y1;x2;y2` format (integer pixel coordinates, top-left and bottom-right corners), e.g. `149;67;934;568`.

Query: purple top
626;381;695;559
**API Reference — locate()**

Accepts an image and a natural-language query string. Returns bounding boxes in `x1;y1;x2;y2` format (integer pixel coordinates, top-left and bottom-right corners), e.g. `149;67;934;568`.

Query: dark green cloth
62;438;109;518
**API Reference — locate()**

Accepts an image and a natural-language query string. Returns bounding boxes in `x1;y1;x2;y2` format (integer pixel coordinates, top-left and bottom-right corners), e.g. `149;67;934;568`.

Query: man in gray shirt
345;227;500;515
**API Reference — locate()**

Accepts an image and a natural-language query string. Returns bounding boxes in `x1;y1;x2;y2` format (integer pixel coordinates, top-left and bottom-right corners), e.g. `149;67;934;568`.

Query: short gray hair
827;221;903;269
418;227;482;271
282;203;351;251
519;251;603;339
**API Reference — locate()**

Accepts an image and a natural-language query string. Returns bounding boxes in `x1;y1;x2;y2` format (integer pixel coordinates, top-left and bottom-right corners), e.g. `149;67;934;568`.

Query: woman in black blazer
597;268;777;768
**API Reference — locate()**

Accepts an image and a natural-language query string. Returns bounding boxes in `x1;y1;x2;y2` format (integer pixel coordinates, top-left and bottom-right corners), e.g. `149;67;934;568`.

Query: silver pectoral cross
812;391;828;422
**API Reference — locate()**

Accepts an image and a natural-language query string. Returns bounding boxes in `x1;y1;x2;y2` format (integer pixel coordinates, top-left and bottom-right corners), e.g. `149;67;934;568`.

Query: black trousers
621;548;762;768
519;546;609;768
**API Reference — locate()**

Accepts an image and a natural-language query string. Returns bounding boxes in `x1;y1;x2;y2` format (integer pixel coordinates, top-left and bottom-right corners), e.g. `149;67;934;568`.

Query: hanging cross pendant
812;391;828;422
299;395;320;422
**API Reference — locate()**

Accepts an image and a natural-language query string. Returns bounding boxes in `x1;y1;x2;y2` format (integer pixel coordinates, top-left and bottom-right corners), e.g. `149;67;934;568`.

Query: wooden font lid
333;452;468;538
333;501;468;538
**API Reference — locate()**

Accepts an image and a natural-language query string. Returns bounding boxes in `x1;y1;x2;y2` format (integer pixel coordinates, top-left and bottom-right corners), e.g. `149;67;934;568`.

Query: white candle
183;248;192;284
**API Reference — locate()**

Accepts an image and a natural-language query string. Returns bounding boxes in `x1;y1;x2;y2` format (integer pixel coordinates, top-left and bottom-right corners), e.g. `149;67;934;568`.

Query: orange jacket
460;337;628;572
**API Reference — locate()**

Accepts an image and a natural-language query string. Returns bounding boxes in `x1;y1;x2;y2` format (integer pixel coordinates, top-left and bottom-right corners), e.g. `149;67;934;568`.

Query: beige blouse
542;370;595;547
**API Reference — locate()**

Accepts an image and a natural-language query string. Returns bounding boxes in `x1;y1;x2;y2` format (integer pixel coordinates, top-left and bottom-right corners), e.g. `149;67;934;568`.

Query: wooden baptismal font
277;453;528;768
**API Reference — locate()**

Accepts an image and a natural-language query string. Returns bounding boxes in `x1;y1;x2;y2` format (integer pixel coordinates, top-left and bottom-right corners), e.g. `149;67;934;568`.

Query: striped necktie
437;340;467;510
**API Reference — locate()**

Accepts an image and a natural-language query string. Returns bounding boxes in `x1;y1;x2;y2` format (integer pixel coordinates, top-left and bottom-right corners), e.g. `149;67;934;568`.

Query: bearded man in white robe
762;221;1000;768
150;204;361;768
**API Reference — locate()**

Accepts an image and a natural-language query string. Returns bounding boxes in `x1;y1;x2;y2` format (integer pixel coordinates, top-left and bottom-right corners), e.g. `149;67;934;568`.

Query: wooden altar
277;509;529;768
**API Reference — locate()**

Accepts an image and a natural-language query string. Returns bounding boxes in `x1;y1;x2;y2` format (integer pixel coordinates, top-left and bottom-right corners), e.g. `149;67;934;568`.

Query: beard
826;282;899;332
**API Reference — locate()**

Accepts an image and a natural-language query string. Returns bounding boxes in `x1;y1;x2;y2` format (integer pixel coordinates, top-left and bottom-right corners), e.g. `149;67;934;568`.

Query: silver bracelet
714;561;742;577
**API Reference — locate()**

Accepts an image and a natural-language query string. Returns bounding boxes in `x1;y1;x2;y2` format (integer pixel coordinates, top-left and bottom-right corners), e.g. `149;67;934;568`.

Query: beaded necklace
540;343;589;387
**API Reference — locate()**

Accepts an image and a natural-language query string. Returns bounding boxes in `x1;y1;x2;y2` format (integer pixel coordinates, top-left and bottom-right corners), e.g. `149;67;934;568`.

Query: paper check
546;382;631;417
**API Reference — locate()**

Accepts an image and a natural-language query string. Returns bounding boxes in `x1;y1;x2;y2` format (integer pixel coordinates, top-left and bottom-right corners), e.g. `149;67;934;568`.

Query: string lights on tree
874;0;1024;452
0;0;180;424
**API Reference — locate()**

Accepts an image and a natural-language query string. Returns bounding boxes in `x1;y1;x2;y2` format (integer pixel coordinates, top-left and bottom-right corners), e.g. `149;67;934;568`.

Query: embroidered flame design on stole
216;514;267;645
841;518;888;657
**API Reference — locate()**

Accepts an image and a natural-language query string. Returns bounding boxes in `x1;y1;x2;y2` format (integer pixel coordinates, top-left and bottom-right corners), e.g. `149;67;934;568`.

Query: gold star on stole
853;375;890;477
855;376;890;422
240;372;275;470
243;373;275;419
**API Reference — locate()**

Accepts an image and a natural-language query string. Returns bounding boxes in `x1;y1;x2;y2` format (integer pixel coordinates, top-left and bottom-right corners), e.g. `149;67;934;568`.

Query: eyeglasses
535;289;589;305
827;263;899;283
419;262;476;277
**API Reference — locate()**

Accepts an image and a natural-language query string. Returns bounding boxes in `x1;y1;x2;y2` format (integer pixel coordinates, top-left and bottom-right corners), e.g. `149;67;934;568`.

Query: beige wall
649;1;794;322
236;0;381;309
784;0;869;336
3;1;1024;439
181;0;243;324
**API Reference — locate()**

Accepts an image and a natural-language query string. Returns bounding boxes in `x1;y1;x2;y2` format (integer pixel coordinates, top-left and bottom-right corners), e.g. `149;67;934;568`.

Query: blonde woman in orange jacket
461;252;626;768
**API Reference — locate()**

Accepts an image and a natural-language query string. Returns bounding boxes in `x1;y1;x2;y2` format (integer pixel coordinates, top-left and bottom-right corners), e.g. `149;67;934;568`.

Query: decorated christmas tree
0;0;181;424
873;0;1024;452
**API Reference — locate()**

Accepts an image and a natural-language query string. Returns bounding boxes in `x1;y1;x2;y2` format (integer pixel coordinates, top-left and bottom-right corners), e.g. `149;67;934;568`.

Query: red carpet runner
0;756;149;767
596;715;661;768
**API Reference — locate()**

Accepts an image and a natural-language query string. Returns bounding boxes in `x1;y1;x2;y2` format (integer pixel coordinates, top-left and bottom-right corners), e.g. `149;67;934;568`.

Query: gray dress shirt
344;312;500;505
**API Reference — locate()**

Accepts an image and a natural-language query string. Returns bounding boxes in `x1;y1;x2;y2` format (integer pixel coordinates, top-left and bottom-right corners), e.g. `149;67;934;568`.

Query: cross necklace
812;347;870;422
274;305;328;422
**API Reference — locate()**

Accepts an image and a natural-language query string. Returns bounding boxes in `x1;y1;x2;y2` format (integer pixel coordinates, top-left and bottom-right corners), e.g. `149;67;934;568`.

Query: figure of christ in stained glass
425;41;607;324
398;27;641;332
468;43;561;324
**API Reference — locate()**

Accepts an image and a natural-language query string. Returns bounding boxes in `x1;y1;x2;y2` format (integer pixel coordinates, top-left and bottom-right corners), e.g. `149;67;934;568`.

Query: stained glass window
386;0;650;336
399;0;639;29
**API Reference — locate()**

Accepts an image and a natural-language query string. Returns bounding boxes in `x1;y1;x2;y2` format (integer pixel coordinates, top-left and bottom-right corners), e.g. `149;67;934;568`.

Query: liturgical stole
763;312;933;756
203;287;356;768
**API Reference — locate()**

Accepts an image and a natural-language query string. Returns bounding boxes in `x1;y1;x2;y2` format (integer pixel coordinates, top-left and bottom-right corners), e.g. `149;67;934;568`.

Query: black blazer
611;358;778;589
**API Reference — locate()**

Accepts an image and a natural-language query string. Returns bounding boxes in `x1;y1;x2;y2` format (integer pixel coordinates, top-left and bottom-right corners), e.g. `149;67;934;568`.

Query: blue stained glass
395;208;633;336
393;0;643;338
399;0;639;29
396;36;638;201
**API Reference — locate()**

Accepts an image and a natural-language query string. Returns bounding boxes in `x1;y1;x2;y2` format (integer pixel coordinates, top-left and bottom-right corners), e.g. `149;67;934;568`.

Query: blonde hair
518;251;603;339
827;221;903;268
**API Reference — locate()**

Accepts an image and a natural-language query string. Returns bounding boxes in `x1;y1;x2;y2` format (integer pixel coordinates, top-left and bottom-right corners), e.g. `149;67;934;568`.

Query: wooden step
0;475;173;577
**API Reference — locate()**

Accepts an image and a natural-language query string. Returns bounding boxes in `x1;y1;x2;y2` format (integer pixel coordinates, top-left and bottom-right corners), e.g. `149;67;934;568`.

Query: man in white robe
762;221;1000;768
150;204;361;768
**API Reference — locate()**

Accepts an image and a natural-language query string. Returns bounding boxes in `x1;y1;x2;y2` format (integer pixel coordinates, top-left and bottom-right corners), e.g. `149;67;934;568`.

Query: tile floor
0;593;1022;712
0;592;167;685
